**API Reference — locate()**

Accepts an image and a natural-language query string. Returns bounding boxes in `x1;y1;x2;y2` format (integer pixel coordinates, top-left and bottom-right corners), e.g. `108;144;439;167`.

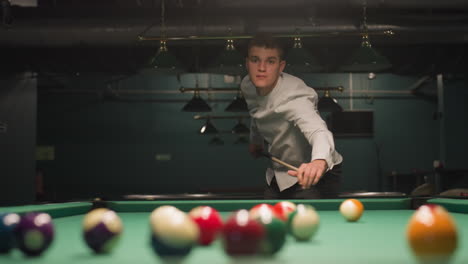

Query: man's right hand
248;143;264;158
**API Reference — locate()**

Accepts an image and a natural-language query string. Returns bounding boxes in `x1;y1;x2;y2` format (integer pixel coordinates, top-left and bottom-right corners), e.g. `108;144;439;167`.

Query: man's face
246;46;286;96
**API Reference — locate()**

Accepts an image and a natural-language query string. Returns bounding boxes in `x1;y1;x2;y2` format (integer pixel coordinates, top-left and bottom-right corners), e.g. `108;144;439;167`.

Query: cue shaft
262;152;299;171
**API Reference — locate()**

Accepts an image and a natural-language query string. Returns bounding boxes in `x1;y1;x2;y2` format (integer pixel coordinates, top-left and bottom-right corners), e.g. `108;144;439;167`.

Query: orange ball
339;199;364;222
406;204;458;263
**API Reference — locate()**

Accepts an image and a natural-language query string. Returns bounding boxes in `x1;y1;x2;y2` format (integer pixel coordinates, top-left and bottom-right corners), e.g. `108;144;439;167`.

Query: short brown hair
247;33;284;60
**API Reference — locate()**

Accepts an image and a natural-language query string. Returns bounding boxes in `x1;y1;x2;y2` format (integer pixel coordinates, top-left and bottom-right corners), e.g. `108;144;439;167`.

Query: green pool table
1;198;468;264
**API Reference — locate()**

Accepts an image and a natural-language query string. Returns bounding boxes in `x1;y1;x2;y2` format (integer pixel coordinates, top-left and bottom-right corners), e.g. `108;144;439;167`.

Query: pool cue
261;152;299;171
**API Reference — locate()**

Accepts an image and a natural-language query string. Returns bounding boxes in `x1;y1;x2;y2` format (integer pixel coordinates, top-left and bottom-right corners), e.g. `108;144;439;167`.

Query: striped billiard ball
82;208;123;254
288;204;320;241
150;206;199;257
273;201;297;221
150;206;200;257
339;199;364;222
250;207;287;255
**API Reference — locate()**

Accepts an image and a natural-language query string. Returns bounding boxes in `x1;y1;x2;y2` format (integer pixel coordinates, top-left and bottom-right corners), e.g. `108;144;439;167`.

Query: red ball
273;201;297;221
188;206;223;246
221;210;265;256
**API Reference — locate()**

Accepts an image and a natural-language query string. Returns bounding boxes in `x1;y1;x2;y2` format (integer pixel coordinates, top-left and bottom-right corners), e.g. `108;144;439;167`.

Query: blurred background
1;0;468;205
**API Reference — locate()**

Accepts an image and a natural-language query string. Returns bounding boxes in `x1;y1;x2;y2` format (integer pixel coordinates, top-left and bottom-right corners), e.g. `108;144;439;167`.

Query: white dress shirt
241;72;343;191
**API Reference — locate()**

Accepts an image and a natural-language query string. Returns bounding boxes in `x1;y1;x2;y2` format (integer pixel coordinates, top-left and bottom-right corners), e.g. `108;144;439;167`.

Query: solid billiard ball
14;212;54;256
339;199;364;222
221;209;265;256
188;206;223;246
273;201;297;221
287;204;320;241
407;204;458;263
150;208;199;257
250;207;287;255
82;208;123;254
0;213;20;253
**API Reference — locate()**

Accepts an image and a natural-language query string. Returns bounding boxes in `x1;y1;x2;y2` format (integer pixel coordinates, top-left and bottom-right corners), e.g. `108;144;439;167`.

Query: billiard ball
150;205;181;223
188;206;223;246
407;204;458;264
0;212;20;253
82;208;123;254
250;203;282;220
273;201;297;221
221;209;265;256
287;204;320;241
14;212;54;256
339;199;364;222
250;207;287;255
150;207;199;257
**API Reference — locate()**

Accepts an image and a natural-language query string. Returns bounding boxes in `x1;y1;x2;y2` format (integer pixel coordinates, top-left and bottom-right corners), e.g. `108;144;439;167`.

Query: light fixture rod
194;115;250;120
314;86;344;92
180;86;343;93
138;31;393;42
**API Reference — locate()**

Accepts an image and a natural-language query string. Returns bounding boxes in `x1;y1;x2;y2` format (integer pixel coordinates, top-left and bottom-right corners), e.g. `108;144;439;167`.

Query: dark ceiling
1;0;468;76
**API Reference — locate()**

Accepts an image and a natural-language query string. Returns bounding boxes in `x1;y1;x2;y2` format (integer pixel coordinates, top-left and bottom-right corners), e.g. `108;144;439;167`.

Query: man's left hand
287;159;328;189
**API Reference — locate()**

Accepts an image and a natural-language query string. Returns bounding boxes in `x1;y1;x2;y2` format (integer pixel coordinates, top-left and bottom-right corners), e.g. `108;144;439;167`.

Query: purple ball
14;212;54;256
82;208;122;254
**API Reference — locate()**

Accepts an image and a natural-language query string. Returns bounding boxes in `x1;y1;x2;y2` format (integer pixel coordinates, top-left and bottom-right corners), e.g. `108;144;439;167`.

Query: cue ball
82;208;123;254
339;199;364;222
14;212;54;256
0;212;20;253
407;204;458;263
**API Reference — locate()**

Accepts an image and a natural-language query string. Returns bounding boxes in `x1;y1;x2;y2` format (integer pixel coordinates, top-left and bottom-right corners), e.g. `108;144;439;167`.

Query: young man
241;33;343;199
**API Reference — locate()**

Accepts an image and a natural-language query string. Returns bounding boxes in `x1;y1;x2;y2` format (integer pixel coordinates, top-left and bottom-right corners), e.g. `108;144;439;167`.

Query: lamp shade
199;119;218;134
234;135;249;145
148;40;185;74
318;90;343;112
206;39;246;76
182;91;212;112
209;135;224;145
284;37;323;73
340;34;391;72
225;91;248;112
231;121;250;135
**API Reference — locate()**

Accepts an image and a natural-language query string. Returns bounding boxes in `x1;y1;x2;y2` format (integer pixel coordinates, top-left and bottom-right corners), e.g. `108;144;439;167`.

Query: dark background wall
0;74;37;205
1;67;467;205
30;72;457;201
